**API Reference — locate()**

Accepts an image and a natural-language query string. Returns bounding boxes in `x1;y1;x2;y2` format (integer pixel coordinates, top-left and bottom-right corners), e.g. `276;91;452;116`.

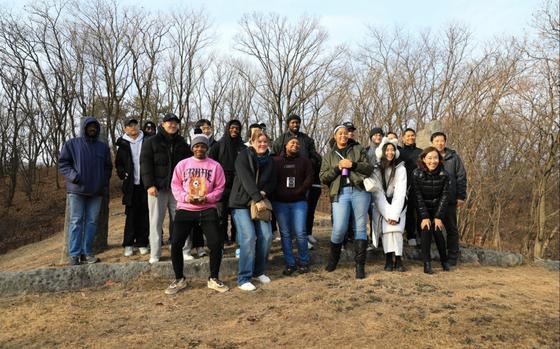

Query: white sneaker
208;278;229;293
183;252;195;261
238;282;257;291
139;247;149;255
366;245;375;252
165;277;187;295
308;235;318;244
308;241;314;250
196;247;207;257
408;238;417;247
255;274;271;284
274;236;282;242
149;257;159;264
123;246;134;257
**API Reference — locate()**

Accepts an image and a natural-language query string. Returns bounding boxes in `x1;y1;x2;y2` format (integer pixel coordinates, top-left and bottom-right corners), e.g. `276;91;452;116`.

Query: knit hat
286;114;301;124
369;127;384;139
191;133;209;149
228;119;242;129
143;121;156;129
375;137;400;161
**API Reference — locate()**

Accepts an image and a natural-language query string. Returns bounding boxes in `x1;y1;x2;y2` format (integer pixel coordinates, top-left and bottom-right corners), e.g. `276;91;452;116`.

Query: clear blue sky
2;0;540;49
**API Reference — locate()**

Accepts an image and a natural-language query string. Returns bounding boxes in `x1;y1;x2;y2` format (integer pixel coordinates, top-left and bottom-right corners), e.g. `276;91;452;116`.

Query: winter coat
441;148;467;203
272;152;314;202
59;117;112;196
140;127;192;191
228;147;277;209
370;161;408;234
115;132;145;206
320;143;373;202
272;131;322;183
412;165;450;220
208;121;247;196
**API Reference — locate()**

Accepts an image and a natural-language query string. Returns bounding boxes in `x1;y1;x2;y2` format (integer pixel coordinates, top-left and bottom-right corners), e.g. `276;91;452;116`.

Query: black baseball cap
162;113;180;123
343;121;356;131
124;118;138;126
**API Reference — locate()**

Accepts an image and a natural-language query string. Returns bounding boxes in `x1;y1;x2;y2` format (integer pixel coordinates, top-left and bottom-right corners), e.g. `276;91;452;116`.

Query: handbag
248;166;273;221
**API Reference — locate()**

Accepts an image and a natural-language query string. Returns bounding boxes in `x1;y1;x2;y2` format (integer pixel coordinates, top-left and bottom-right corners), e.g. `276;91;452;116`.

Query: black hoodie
208;120;247;194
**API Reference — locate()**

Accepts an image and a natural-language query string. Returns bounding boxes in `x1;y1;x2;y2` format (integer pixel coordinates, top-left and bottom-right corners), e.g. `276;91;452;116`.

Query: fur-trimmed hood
375;137;400;161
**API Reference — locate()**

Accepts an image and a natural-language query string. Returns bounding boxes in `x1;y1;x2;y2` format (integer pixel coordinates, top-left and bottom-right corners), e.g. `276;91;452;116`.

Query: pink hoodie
171;156;225;211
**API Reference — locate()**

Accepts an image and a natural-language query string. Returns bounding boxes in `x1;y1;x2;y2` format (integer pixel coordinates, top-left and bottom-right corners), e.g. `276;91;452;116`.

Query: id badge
286;177;296;188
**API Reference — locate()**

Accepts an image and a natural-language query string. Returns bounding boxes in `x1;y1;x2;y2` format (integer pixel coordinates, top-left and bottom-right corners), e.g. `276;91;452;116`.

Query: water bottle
342;168;349;176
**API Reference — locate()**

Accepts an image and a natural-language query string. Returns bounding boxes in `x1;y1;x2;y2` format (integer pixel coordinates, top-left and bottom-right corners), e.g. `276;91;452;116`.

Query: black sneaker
68;256;81;266
283;265;297;276
298;265;310;274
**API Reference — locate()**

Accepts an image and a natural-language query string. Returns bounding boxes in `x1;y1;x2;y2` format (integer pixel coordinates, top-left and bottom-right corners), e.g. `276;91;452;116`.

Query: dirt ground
0;196;559;348
0;264;558;348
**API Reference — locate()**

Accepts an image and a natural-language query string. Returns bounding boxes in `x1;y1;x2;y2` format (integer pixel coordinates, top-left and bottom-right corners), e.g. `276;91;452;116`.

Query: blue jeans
232;208;272;285
67;193;103;257
331;187;371;244
272;201;309;267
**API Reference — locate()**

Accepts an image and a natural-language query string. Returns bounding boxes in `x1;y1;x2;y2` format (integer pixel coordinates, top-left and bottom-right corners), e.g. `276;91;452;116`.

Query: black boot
325;242;343;272
441;261;451;271
354;240;368;279
424;262;434;274
384;253;394;271
394;256;407;272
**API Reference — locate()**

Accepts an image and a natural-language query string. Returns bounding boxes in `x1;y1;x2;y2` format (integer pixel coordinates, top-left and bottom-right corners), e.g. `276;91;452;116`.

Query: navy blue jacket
59;117;113;196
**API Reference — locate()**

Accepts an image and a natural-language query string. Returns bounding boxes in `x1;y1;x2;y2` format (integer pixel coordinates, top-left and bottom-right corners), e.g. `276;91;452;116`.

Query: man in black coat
115;118;149;257
140;113;192;264
431;131;467;266
208;119;246;244
272;114;322;246
399;128;423;247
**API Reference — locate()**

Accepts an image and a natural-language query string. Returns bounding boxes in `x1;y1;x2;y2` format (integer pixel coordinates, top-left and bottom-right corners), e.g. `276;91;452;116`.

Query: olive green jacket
320;143;374;202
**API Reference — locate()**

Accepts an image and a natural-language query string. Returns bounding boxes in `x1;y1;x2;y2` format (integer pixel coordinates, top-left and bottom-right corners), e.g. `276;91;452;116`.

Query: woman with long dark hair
368;137;408;272
412;146;451;274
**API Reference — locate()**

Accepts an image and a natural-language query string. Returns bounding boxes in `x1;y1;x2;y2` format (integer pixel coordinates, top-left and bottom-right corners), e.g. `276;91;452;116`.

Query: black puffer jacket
228;147;277;209
140;127;192;190
412;165;450;220
442;148;467;203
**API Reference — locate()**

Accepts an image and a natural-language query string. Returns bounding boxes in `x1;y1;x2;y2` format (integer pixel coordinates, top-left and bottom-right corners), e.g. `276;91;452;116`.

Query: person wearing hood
400;128;422;247
229;130;277;291
320;124;373;279
272;137;314;275
365;137;408;272
431;132;467;266
115;118;149;257
165;132;228;295
366;127;385;167
272;114;322;248
59;116;112;266
140;113;192;264
142;121;157;138
208;119;246;244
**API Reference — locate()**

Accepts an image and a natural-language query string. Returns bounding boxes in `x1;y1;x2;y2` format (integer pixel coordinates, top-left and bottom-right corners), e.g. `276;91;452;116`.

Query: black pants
306;186;322;235
191;224;205;249
405;199;419;240
122;185;149;247
420;223;448;263
443;205;459;262
216;200;237;243
171;209;224;280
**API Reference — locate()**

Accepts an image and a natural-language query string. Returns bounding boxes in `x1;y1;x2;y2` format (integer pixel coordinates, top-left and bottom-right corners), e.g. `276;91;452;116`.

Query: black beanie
286;114;301;124
369;127;384;139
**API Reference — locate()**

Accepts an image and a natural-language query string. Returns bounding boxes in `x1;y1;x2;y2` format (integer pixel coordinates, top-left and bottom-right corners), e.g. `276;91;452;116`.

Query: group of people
58;113;467;295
